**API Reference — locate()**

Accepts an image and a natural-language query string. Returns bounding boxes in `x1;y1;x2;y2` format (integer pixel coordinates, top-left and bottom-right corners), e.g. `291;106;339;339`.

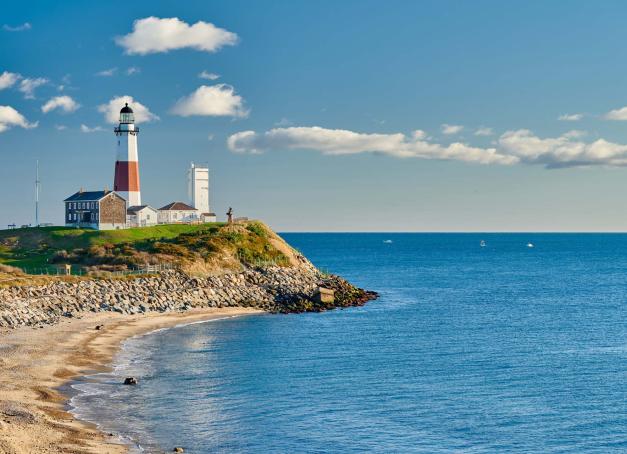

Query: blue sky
4;1;627;231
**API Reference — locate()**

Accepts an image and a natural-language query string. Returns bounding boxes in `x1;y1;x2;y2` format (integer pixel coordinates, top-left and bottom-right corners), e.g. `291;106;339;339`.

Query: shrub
246;222;267;237
0;264;24;275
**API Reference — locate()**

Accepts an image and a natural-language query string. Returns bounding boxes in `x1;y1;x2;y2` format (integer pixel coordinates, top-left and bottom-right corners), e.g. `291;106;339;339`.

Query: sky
5;1;627;231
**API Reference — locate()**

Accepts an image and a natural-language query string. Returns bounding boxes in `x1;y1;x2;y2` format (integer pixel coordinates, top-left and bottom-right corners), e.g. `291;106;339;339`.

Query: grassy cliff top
0;221;304;277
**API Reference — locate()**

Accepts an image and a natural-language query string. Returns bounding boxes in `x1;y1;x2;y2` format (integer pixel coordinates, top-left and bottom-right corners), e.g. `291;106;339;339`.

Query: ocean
70;233;627;452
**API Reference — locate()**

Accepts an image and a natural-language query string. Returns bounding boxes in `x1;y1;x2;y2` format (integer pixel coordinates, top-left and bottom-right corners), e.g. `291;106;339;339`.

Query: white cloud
3;23;31;32
604;106;627;120
57;74;72;91
558;113;583;121
412;130;427;140
96;67;117;77
115;17;238;55
199;71;220;80
97;95;159;124
274;117;292;127
0;105;37;133
54;124;67;131
126;66;140;75
0;71;21;90
80;124;105;133
227;126;515;164
227;125;627;169
562;130;587;139
41;95;80;114
498;129;627;168
171;84;248;118
18;77;48;99
441;124;464;135
474;127;493;136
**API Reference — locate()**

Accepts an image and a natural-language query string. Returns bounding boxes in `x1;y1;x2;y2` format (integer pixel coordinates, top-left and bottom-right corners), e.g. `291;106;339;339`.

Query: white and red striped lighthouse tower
113;103;141;206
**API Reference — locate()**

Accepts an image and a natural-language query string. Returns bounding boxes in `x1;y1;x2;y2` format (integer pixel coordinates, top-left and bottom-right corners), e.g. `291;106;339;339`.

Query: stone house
127;205;159;227
64;190;127;230
158;202;199;224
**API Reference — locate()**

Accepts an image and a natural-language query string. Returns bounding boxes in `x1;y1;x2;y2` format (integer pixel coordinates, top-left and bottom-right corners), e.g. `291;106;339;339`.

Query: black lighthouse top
119;103;135;124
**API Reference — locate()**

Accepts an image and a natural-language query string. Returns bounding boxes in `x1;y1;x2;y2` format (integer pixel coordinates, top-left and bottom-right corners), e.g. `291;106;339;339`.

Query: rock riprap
0;267;377;329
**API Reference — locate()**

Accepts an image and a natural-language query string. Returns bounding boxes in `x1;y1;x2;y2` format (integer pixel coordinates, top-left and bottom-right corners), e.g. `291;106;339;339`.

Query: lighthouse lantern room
114;103;141;207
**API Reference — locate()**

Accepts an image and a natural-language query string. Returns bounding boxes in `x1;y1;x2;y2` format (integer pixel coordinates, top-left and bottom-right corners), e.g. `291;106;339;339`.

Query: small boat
480;240;486;247
383;239;393;244
527;243;534;248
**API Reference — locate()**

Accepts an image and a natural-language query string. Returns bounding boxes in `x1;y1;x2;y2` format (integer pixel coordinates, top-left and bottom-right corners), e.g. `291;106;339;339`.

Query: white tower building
114;103;141;206
188;162;210;215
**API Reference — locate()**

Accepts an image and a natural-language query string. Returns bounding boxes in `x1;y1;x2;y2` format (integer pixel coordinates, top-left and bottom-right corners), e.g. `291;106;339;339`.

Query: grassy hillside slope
0;221;300;275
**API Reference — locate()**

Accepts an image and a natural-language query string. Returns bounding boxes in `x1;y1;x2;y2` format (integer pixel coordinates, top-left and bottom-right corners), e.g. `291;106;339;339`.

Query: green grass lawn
0;223;226;270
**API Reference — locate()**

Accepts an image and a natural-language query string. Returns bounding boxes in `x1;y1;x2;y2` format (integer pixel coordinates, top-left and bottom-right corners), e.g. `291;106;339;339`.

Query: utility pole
35;160;40;227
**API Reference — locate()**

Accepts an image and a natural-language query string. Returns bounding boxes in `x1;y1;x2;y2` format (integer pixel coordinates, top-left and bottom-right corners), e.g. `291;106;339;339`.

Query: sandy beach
0;307;263;454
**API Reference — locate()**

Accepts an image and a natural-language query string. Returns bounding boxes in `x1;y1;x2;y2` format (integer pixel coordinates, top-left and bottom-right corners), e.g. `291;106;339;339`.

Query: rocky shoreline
0;266;377;329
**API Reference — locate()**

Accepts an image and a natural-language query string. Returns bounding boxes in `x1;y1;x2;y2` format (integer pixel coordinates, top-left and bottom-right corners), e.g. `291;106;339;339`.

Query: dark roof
127;205;157;214
64;190;122;202
120;103;133;114
127;205;147;213
159;202;197;211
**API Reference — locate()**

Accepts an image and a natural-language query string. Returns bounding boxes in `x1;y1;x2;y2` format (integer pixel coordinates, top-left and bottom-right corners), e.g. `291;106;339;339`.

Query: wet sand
0;307;263;453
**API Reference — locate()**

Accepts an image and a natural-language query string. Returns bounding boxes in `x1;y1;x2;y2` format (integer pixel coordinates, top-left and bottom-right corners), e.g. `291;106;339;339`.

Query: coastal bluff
0;222;376;328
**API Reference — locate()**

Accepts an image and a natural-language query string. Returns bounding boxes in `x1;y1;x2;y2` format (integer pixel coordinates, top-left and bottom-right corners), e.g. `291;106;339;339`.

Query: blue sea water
70;233;627;453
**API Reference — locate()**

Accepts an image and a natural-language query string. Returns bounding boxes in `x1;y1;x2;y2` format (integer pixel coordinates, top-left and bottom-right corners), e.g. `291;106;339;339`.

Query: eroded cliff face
0;266;377;329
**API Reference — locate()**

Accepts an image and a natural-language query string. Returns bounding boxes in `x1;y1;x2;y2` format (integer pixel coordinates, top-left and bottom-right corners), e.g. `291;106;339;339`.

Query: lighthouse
113;103;141;206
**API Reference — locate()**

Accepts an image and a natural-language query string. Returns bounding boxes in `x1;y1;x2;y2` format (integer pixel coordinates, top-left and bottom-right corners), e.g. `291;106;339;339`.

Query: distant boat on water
480;240;486;247
527;243;535;248
383;239;393;244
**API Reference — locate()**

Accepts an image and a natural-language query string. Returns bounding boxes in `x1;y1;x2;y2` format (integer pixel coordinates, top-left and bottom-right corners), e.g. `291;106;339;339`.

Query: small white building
127;205;159;227
200;212;217;223
158;202;199;224
188;162;216;223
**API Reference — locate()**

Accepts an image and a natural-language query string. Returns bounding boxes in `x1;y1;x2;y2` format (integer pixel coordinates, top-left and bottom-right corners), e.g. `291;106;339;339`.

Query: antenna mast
35;160;40;227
